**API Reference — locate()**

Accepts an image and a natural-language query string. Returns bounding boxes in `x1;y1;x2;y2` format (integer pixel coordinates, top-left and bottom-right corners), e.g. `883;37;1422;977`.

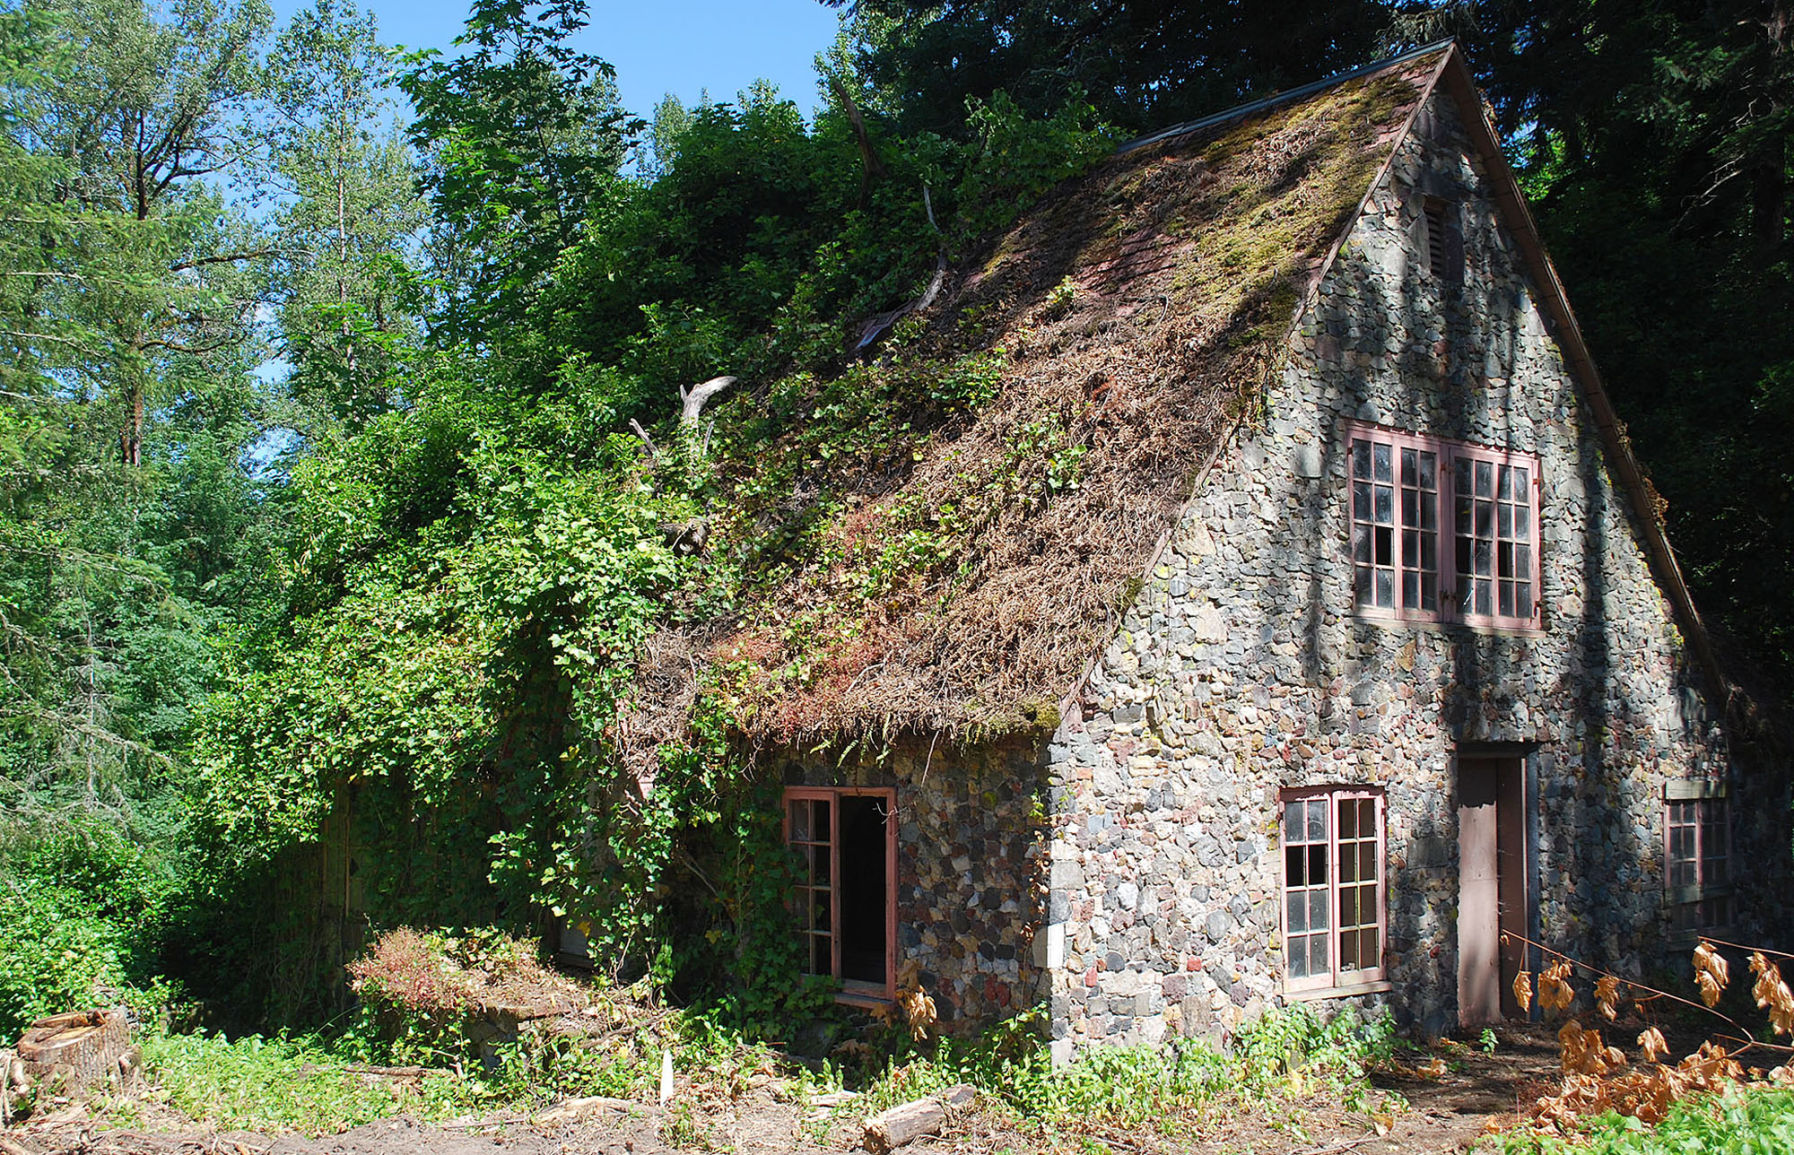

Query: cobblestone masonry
1042;85;1743;1057
777;736;1051;1029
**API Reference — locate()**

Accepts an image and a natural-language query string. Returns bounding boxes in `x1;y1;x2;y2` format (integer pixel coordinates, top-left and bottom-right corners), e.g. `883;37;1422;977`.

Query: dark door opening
1458;754;1528;1027
838;795;890;987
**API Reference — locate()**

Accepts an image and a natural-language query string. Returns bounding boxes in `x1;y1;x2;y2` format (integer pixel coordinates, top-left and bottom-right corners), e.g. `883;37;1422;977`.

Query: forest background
1;0;1791;1042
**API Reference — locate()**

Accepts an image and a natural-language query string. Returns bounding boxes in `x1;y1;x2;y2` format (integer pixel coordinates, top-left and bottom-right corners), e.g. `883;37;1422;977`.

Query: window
1280;787;1387;993
1348;422;1542;630
785;787;897;1003
1665;787;1730;934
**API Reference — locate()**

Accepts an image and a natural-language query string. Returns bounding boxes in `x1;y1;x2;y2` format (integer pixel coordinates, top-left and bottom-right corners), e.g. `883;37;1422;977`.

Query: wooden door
1458;755;1527;1027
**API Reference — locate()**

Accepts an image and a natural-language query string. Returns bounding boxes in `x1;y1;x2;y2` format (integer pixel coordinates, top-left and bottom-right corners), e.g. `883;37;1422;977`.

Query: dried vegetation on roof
623;56;1440;754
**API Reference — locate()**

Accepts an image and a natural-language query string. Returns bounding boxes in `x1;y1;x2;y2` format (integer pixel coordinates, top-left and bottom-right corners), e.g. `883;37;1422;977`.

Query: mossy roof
637;47;1453;751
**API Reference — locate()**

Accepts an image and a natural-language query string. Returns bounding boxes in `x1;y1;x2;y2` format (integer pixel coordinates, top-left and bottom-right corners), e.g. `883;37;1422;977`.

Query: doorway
1457;754;1528;1027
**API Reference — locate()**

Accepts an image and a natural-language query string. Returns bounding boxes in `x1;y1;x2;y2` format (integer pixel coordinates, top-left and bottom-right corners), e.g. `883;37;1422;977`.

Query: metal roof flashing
1117;39;1457;155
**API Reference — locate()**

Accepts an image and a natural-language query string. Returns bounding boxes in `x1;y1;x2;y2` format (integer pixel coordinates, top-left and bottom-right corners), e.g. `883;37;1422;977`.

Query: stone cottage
688;42;1788;1051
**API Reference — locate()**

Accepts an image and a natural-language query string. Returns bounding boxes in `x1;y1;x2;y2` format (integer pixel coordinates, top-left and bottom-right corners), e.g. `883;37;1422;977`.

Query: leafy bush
0;818;177;1039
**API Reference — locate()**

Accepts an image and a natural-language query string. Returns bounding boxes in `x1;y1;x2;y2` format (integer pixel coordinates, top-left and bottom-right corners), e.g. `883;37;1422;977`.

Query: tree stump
16;1009;133;1094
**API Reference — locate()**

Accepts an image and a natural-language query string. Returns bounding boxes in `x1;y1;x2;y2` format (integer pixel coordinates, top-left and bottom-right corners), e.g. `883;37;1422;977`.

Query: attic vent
1422;198;1459;282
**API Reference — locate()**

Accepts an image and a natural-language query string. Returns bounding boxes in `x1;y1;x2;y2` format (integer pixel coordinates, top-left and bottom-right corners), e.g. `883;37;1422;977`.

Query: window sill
836;982;894;1009
1352;612;1544;639
1284;978;1392;1003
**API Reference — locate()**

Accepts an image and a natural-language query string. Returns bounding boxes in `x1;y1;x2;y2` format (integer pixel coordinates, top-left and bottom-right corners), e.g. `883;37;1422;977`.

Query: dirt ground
0;1025;1572;1155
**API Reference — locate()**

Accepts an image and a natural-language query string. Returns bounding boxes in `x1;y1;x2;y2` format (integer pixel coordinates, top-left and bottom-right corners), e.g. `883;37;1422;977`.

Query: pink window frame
1278;786;1388;994
783;786;899;1005
1663;794;1732;933
1343;421;1544;632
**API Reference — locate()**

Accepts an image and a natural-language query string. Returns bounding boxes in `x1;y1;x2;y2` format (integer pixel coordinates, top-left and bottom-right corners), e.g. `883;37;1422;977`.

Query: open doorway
1457;754;1529;1027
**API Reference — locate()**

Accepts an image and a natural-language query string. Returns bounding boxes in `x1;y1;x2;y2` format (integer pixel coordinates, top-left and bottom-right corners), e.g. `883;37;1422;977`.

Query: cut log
861;1084;975;1154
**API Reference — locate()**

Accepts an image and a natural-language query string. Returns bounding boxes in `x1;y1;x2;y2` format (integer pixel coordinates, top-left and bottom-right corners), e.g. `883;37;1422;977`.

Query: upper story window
1347;422;1542;631
1665;785;1730;935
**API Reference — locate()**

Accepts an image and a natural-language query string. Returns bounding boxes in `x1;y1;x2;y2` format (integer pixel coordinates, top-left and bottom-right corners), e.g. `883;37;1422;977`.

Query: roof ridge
1118;39;1457;155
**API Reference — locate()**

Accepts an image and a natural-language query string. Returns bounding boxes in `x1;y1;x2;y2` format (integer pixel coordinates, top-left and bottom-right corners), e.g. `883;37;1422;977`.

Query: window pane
811;891;831;932
1375;569;1393;607
1309;889;1329;930
1475;460;1493;497
1288;890;1306;932
1309;936;1330;977
1339;798;1357;840
1513;466;1529;492
1402;447;1418;485
1286;844;1306;887
789;800;809;841
1354;481;1370;521
1360;842;1377;881
1353;526;1371;563
1353;439;1370;479
1498;503;1513;541
813;799;830;838
1498;464;1513;500
1290;935;1311;979
1359;799;1376;833
1516;583;1533;619
1514;503;1530;541
1339;927;1358;969
1420;451;1436;489
1422;572;1438;610
811;934;832;974
1359;928;1380;971
1475;501;1493;540
1374;442;1391;482
1375;484;1393;524
1375;525;1392;565
1284;804;1303;844
1308;844;1328;884
1499;580;1514;617
1403;488;1417;526
811;844;831;885
1307;799;1328;841
1476;581;1491;616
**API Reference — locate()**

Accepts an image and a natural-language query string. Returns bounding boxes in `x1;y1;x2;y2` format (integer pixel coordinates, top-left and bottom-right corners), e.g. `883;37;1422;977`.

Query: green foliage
0;817;179;1038
1490;1085;1794;1154
829;0;1391;137
398;0;632;340
139;1030;428;1135
848;1005;1398;1134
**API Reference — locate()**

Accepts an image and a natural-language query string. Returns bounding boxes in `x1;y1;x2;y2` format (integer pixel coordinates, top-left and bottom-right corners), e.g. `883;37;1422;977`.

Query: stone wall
1042;84;1740;1057
776;735;1051;1029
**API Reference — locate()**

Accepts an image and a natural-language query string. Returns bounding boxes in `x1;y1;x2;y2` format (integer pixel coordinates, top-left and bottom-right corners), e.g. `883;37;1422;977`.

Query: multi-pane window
1281;787;1386;993
1347;422;1541;630
785;787;897;1002
1666;793;1730;934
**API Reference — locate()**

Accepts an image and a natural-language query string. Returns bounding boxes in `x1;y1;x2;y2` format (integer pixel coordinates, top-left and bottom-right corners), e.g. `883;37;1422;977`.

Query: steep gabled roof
622;42;1724;756
637;46;1450;749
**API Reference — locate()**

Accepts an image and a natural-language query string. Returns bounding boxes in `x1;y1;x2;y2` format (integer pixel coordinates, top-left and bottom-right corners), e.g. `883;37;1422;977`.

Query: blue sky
268;0;845;119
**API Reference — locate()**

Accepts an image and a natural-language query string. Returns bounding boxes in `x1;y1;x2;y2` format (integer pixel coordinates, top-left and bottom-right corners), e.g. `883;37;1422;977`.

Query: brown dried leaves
1594;975;1627;1022
1694;940;1730;1008
1749;952;1794;1037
